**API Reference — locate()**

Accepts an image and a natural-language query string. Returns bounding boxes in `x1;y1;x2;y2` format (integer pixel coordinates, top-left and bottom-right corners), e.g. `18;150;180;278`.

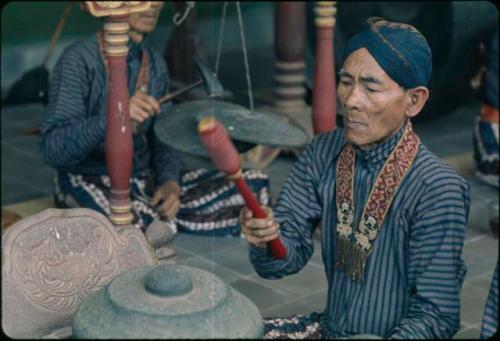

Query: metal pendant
335;232;370;282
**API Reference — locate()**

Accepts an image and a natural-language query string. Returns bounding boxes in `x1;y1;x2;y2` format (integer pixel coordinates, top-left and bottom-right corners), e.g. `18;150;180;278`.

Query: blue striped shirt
39;34;183;185
480;261;498;339
250;123;470;338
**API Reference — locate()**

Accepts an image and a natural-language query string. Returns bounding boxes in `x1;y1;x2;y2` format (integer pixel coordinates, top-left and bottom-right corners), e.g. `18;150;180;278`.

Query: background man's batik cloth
54;168;270;237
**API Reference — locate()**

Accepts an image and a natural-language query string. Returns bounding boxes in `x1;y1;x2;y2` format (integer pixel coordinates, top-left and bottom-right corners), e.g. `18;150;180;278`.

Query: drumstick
198;116;287;260
132;79;204;133
158;79;203;104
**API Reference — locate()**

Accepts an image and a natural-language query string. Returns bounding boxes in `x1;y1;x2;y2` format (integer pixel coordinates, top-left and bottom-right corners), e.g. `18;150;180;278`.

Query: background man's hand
150;180;181;220
129;91;160;123
239;206;280;248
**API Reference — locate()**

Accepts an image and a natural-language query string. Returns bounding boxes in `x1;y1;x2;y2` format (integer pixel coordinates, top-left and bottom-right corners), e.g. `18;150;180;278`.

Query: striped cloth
480;261;498;339
54;168;270;236
251;123;470;339
40;34;271;236
39;34;183;186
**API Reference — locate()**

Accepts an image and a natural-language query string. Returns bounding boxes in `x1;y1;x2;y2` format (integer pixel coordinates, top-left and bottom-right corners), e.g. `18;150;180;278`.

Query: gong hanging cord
235;1;255;112
214;2;229;76
172;1;196;26
208;1;229;116
210;2;255;113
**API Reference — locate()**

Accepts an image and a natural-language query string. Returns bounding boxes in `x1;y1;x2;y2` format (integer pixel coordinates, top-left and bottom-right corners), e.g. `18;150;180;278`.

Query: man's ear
405;86;429;118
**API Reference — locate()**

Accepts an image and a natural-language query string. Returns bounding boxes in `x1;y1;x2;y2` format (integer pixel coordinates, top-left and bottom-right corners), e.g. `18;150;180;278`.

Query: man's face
337;48;409;149
129;1;164;34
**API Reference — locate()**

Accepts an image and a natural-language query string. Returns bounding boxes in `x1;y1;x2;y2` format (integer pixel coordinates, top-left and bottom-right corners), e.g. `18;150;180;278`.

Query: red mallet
198;116;287;260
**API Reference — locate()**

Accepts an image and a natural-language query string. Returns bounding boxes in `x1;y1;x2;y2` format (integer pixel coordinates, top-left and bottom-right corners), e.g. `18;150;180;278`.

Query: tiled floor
2;4;498;338
2;100;498;338
1;104;55;205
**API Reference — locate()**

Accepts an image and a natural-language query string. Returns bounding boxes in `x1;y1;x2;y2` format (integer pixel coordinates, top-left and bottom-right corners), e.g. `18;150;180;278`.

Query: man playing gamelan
241;17;470;339
40;1;270;246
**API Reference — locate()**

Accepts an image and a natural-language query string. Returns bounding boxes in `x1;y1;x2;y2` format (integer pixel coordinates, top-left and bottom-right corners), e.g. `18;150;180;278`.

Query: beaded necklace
335;122;420;282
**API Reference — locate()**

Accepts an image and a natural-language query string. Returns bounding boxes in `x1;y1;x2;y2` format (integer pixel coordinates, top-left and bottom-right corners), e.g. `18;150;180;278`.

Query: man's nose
343;85;363;110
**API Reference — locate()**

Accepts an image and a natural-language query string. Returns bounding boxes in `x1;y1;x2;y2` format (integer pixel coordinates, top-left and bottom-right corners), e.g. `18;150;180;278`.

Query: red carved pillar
104;16;134;225
312;1;337;134
85;2;151;225
273;2;307;112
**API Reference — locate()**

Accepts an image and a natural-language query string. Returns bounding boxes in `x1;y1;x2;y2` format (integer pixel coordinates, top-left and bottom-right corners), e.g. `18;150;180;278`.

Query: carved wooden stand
312;1;337;134
85;2;151;225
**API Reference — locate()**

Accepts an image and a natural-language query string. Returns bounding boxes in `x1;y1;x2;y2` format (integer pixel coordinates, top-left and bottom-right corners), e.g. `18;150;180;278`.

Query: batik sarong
263;312;323;339
54;168;270;237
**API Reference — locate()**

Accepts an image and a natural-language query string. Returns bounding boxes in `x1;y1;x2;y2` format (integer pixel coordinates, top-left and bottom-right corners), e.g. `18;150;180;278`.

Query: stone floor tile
168;244;196;262
1;144;49;178
170;232;246;257
246;262;327;296
23;169;55;193
0;103;45;125
463;236;499;279
309;235;325;266
460;283;490;326
261;289;328;318
261;300;315;319
209;244;258;276
452;326;481;339
1;173;50;205
176;254;243;284
6;134;43;158
463;270;497;295
2;195;54;218
230;278;293;311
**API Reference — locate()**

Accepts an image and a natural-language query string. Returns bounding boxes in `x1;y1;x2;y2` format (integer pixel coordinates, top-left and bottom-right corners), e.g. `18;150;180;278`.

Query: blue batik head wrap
342;17;432;89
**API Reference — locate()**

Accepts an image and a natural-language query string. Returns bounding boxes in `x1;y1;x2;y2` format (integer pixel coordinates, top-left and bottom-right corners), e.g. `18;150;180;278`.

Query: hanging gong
154;100;309;157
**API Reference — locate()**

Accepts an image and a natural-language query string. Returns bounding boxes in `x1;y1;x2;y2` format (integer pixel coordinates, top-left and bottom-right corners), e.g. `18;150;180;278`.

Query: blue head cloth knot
342;17;432;89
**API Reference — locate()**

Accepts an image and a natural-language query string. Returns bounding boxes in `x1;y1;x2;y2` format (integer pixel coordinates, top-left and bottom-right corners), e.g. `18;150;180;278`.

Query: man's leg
175;168;270;237
54;172;170;233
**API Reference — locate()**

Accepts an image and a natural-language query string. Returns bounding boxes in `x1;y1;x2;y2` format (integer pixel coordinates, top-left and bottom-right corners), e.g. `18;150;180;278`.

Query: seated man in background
474;27;498;188
241;17;470;339
39;1;270;251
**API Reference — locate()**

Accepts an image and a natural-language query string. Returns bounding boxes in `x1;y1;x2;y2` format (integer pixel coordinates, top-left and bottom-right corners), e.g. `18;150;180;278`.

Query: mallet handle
233;177;287;259
198;116;287;260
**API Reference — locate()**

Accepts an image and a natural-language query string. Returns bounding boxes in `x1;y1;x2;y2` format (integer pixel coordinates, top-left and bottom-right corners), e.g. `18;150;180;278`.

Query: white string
214;2;228;76
235;1;254;112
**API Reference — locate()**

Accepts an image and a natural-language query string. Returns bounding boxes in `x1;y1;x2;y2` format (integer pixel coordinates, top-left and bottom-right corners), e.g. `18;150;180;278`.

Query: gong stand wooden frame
85;1;151;225
312;1;337;134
